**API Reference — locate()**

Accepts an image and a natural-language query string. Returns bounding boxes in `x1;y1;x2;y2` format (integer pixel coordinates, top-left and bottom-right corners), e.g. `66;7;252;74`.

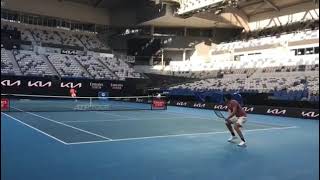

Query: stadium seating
75;33;109;51
74;55;117;80
33;27;58;44
14;50;55;76
1;48;142;80
1;20;108;50
169;70;319;101
213;29;319;52
164;53;319;79
47;53;92;78
1;20;143;80
1;48;22;75
99;57;142;79
1;21;34;42
58;31;83;47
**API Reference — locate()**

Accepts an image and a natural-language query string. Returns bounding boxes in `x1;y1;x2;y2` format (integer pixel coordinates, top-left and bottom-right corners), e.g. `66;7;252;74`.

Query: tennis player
224;94;247;147
69;88;77;101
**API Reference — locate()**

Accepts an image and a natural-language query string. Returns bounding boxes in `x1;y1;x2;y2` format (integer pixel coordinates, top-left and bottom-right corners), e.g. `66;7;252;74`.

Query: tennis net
1;94;167;112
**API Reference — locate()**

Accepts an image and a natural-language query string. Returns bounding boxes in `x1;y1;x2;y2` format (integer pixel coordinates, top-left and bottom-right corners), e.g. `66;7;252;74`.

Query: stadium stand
74;55;117;80
213;29;319;52
169;69;319;102
1;20;111;51
75;33;109;51
1;47;22;75
1;19;142;80
166;20;319;102
99;56;142;80
14;50;55;76
46;53;92;78
144;73;198;89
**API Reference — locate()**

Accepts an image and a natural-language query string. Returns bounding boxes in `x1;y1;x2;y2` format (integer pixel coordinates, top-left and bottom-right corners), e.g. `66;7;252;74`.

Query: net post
1;95;10;112
150;96;153;110
165;97;167;110
8;96;10;111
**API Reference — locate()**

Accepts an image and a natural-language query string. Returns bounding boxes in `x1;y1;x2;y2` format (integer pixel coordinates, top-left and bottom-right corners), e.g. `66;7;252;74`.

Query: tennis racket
196;92;227;121
213;109;227;120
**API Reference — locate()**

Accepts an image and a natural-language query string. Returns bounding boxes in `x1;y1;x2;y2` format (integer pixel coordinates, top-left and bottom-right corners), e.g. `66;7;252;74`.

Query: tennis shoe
227;136;237;142
237;141;247;147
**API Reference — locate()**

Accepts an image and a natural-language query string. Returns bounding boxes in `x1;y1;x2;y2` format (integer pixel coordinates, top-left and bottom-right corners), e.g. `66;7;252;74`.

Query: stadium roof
63;0;319;28
237;0;318;18
64;0;318;12
63;0;138;8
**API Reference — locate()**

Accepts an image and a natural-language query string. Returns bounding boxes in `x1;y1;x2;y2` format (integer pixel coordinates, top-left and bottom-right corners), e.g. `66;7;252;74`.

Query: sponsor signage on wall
1;80;21;87
90;82;104;90
193;103;206;108
27;81;52;88
61;49;77;55
1;76;127;97
242;107;255;112
301;111;319;118
167;100;319;120
1;79;82;89
60;82;82;89
176;101;188;107
266;108;287;115
214;105;228;110
110;83;124;90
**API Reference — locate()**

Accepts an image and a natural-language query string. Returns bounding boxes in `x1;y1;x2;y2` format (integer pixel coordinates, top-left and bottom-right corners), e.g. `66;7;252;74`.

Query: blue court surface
1;106;319;180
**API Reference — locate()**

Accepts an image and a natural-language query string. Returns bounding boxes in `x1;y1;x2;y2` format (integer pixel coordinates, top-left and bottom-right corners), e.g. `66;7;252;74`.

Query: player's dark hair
223;94;232;101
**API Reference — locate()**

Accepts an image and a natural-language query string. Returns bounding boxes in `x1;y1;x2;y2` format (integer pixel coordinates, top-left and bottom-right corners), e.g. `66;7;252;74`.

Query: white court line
94;111;133;119
60;116;201;123
109;126;299;142
67;126;298;145
94;110;213;122
1;112;68;145
67;140;111;145
11;107;112;141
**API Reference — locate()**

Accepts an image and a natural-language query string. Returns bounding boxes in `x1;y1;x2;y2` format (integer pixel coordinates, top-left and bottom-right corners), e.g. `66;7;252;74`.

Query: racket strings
213;110;226;119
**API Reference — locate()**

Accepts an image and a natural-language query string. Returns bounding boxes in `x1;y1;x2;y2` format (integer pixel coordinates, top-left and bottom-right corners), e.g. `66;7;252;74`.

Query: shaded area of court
1;106;319;180
3;109;283;143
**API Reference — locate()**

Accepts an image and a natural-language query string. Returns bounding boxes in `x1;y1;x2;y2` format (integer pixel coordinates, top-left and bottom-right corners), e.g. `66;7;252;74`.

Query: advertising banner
167;100;319;120
1;76;126;97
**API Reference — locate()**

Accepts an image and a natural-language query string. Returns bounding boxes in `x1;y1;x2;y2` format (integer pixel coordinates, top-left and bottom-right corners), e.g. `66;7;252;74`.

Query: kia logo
267;109;286;115
301;111;319;118
214;105;228;110
176;102;187;106
60;82;82;88
242;107;254;112
28;81;52;88
194;103;206;108
1;80;21;87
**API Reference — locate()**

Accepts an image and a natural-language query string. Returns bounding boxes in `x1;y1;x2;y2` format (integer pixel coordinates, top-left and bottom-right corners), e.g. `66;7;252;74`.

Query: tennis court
1;101;319;180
